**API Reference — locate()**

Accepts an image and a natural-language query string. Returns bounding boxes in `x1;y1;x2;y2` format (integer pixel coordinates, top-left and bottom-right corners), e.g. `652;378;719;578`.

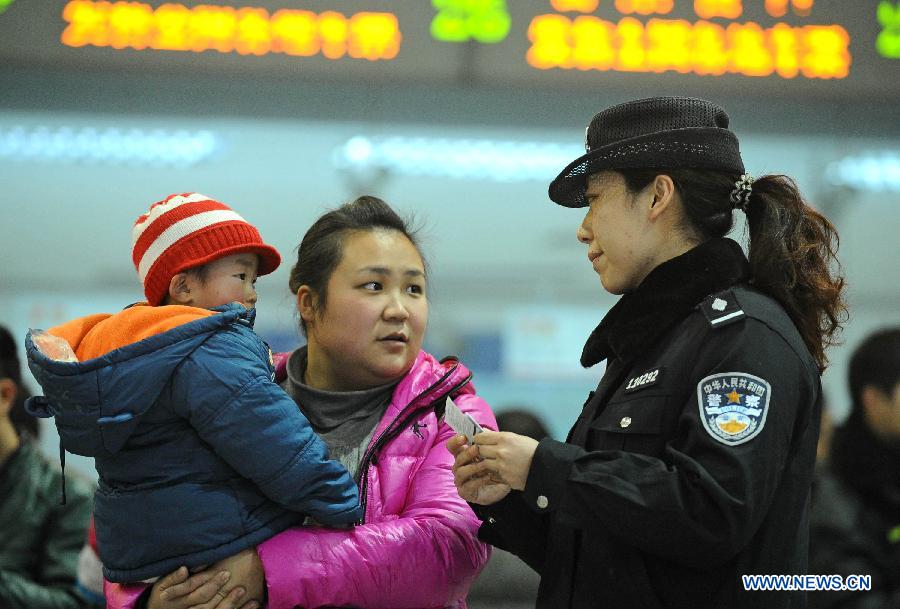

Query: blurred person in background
0;324;98;609
76;519;105;608
106;196;497;609
815;394;835;465
809;328;900;609
467;408;548;609
450;96;847;608
495;410;550;445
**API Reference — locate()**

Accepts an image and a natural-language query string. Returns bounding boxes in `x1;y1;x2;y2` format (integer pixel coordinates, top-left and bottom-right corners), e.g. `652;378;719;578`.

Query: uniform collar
581;238;750;367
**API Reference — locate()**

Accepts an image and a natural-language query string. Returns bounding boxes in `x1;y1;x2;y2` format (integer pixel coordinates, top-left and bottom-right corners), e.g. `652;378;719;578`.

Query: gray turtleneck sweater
279;346;396;480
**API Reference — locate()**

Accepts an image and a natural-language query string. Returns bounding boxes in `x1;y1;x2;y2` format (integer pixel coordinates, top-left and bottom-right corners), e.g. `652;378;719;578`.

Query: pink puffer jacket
105;350;495;609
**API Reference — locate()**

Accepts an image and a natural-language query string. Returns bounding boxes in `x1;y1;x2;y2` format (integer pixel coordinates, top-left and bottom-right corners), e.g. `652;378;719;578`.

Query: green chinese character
431;0;511;44
877;1;900;59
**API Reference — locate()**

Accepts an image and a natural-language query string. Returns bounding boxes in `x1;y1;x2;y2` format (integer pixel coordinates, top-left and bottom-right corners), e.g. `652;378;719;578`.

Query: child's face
303;229;428;390
185;254;259;310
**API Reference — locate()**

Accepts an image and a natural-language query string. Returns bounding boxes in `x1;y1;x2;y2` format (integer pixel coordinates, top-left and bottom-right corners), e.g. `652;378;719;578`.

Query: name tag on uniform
624;367;663;393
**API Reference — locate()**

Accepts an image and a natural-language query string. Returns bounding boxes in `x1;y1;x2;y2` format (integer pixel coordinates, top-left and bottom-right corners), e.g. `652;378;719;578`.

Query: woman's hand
147;567;250;609
473;431;539;491
447;434;511;505
147;548;264;609
206;548;265;605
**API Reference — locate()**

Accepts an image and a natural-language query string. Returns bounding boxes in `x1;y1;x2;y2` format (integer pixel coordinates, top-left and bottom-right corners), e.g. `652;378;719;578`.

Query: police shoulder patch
697;372;771;445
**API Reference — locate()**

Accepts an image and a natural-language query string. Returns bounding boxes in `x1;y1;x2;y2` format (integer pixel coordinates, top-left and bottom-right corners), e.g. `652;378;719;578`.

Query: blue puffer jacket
25;303;361;583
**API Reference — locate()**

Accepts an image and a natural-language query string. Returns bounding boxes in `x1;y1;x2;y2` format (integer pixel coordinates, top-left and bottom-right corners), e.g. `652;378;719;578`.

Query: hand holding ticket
443;397;483;443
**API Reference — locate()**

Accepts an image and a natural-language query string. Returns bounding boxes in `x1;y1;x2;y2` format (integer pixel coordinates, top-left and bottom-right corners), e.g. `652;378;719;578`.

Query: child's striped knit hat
132;193;281;305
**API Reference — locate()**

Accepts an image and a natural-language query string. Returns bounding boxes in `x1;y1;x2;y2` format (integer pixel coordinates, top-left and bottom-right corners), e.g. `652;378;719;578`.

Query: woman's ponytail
619;169;848;372
745;175;847;371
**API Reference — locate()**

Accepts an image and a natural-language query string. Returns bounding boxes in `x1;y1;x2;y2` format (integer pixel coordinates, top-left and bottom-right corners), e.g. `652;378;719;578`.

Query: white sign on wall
503;305;606;381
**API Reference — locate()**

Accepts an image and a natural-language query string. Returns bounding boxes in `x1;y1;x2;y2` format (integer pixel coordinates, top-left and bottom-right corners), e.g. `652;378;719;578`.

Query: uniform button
619;416;632;428
536;495;549;509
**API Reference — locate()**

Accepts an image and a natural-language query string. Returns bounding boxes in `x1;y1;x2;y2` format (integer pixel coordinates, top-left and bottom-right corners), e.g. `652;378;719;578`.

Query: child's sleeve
169;329;361;525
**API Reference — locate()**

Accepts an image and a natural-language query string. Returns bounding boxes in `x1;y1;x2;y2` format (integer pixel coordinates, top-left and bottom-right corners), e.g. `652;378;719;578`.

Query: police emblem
697;372;770;445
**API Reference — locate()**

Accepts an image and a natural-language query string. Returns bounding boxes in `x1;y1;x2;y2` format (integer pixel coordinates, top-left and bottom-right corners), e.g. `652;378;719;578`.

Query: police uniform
475;238;822;609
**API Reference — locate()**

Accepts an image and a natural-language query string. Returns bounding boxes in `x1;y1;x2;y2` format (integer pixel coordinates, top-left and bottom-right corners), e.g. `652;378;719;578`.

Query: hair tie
730;173;754;212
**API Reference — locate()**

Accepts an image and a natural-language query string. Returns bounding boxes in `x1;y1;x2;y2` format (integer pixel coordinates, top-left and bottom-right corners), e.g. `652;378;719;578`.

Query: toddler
26;193;361;587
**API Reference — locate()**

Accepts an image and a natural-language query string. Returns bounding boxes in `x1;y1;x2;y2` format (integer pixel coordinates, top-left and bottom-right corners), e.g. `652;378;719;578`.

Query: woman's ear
647;174;677;220
167;273;193;305
296;286;318;325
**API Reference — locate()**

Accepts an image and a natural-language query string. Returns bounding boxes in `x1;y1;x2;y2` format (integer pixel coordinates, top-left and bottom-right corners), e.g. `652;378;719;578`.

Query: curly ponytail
619;169;847;371
744;175;847;371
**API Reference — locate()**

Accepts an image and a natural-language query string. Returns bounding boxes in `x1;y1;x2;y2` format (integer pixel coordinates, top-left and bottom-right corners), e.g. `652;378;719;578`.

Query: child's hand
147;564;258;609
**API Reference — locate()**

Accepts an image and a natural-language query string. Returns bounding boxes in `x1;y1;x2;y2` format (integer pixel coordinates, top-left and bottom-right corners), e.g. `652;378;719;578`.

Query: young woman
450;96;847;609
106;196;496;609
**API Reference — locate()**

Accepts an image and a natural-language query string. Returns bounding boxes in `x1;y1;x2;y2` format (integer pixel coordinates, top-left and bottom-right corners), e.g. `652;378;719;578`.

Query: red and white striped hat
132;193;281;305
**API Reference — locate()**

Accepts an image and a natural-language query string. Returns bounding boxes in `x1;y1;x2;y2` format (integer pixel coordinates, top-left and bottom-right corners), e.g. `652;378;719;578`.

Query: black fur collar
581;238;749;367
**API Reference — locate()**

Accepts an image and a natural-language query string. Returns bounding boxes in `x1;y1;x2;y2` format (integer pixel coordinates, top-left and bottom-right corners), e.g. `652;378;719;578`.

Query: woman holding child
106;196;496;609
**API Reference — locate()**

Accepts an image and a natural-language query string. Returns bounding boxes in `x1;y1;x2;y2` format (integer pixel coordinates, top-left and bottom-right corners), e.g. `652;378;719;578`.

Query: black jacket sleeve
473;488;554;575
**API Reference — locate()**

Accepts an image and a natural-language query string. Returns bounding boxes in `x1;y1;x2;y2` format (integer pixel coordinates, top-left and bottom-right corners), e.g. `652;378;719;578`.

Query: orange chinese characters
525;12;850;80
694;0;742;19
60;1;402;61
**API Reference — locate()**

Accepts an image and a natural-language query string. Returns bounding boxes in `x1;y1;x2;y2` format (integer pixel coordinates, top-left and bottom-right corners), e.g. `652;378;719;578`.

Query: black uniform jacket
475;238;822;609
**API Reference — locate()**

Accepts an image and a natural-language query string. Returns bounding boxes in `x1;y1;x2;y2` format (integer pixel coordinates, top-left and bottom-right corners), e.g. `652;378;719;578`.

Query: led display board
1;1;897;101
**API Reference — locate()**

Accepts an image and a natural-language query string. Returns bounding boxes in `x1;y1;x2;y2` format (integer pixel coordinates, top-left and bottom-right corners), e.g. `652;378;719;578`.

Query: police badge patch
697;372;771;446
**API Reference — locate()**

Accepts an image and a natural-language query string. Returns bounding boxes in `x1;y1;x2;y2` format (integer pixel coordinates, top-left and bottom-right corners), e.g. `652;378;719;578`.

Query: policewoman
448;97;847;609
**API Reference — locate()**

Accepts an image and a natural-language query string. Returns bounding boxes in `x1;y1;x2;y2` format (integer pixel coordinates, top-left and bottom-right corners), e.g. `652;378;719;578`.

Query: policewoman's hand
447;434;511;505
472;431;539;492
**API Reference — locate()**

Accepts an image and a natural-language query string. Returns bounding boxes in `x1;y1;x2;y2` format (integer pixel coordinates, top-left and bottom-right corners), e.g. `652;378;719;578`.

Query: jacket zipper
354;360;472;524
